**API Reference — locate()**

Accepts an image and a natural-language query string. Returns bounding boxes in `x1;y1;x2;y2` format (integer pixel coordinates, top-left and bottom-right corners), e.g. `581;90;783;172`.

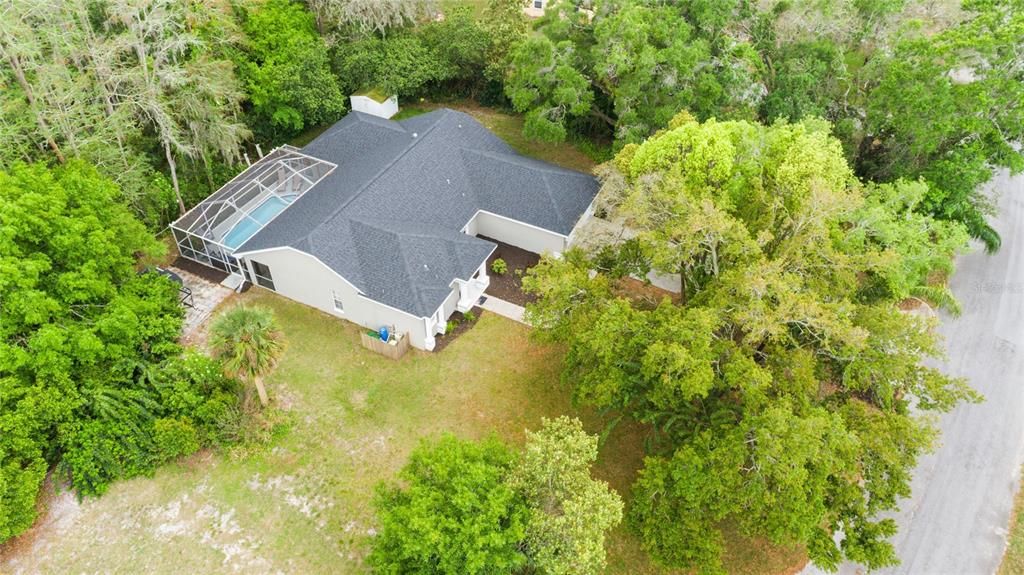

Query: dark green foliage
759;40;847;122
239;0;346;140
0;162;240;539
500;0;1022;250
370;434;529;574
333;7;492;100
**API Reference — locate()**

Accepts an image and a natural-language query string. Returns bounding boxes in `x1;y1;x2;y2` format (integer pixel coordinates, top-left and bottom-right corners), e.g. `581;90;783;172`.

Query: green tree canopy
370;419;622;574
504;0;762;145
511;417;623;575
239;0;346;140
208;305;285;407
370;434;529;574
524;114;977;573
0;161;239;542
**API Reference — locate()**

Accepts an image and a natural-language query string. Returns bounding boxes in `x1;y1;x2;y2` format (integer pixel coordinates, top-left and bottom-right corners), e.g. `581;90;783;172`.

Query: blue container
379;326;389;342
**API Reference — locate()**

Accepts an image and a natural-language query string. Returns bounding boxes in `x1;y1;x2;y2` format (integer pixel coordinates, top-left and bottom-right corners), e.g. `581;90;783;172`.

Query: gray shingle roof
237;109;598;317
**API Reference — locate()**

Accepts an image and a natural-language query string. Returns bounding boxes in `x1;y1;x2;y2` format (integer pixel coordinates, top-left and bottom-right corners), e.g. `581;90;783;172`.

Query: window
534;0;543;7
250;260;275;291
332;290;344;313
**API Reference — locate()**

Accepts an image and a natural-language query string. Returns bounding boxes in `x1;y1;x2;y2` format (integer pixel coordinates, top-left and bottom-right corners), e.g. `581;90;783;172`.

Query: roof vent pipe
412;132;418;138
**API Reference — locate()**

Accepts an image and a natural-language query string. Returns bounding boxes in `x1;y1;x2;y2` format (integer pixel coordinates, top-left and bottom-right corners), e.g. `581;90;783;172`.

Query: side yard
1;290;803;574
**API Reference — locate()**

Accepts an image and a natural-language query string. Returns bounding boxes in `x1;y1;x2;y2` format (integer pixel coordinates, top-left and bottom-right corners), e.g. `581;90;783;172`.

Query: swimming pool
222;195;293;249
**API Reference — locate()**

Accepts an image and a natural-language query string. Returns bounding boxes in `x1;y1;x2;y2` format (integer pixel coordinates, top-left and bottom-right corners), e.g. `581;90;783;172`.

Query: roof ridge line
297;110;451;248
461;147;583;175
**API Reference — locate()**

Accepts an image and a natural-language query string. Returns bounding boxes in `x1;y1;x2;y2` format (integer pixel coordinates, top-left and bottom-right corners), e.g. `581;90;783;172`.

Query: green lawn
3;290;804;574
1000;471;1024;574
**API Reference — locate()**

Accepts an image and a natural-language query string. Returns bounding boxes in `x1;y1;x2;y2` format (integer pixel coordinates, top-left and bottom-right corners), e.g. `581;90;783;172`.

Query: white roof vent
412;132;418;138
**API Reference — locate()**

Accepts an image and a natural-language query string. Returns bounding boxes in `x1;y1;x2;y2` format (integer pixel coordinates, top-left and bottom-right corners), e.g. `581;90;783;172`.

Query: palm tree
208;306;285;407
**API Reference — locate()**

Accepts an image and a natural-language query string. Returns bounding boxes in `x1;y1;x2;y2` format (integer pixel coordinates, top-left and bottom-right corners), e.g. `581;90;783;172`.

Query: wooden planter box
360;331;410;360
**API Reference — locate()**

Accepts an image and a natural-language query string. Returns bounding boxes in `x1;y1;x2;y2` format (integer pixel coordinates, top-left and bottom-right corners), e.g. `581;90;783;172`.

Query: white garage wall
465;211;567;255
238;247;445;350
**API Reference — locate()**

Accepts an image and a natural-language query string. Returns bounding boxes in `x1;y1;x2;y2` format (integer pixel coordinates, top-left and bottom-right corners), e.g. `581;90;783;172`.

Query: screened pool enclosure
170;146;335;277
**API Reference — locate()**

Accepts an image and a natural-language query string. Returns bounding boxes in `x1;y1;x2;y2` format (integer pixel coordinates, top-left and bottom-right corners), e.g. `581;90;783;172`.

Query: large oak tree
524;113;976;573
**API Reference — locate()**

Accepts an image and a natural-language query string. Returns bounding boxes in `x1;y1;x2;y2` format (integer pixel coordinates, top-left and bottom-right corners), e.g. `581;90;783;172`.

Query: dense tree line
523;113;979;572
504;0;1023;250
0;162;243;542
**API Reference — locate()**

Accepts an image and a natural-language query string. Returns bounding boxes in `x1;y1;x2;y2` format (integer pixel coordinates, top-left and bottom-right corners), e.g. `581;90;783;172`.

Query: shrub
463;311;477;323
370;434;529;574
446;319;457;333
153;418;200;462
370;420;621;575
491;258;508;275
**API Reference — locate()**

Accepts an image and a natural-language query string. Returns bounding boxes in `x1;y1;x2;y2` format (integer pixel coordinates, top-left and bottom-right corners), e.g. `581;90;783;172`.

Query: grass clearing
1;290;804;574
1000;469;1024;574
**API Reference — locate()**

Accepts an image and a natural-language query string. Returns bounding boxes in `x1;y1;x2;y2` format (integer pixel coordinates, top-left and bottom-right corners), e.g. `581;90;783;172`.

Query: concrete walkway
168;266;234;343
479;294;528;325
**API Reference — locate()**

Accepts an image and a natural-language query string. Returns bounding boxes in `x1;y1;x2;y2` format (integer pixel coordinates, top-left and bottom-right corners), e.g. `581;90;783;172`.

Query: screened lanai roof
171;146;335;251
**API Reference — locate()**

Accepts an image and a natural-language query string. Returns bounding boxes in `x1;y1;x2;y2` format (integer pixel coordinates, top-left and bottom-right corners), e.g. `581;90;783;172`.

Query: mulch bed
171;256;229;284
432;307;485;353
480;236;540;307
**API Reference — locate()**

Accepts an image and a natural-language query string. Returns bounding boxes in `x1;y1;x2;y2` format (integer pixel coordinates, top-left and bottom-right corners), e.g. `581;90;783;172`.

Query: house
170;109;598;350
524;0;547;18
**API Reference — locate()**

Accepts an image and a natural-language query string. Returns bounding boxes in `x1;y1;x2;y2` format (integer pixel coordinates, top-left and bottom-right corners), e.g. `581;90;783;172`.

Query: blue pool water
222;196;292;249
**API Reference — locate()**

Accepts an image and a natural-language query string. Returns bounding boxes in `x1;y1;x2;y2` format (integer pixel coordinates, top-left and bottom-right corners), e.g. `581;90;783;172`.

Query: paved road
805;171;1024;575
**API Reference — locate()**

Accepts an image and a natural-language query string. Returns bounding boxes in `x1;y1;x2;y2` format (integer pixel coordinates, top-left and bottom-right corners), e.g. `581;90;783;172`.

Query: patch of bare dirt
0;477;82;571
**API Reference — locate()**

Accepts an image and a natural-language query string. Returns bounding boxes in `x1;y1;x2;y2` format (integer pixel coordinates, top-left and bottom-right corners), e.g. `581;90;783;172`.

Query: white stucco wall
464;211;567;255
349;94;399;119
239;247;445;350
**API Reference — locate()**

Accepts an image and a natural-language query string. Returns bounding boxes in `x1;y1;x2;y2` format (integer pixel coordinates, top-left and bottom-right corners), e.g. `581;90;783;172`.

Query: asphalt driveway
805;170;1024;575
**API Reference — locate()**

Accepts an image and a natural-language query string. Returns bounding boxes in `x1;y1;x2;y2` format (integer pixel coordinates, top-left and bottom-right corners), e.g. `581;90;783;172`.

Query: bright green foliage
371;421;622;575
751;0;1024;250
370;434;529;574
524;116;977;573
844;180;969;314
239;0;346;139
491;258;508;275
0;162;240;540
208;306;285;406
511;417;623;575
590;5;710;144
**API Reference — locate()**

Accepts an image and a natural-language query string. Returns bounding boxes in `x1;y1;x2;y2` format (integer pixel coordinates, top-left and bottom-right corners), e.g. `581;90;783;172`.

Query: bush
370;421;622;575
491;258;508;275
446;320;457;333
370;434;529;574
153;418;200;462
463;311;477;323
